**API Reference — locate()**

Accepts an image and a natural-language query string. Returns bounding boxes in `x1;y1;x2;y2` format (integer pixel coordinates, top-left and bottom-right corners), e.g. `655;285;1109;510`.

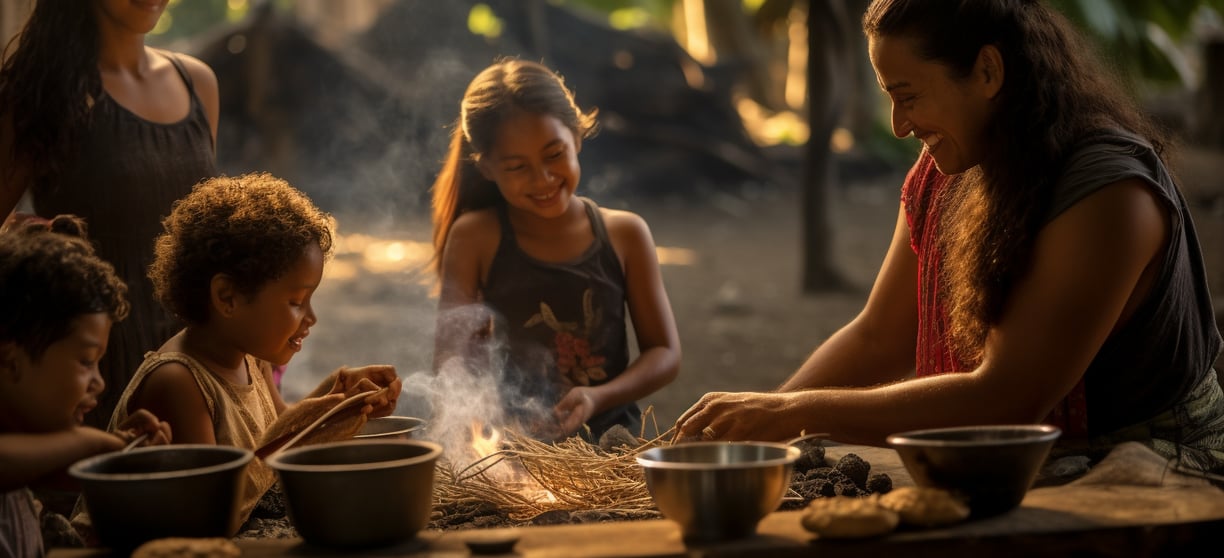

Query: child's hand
554;387;597;437
331;365;402;417
114;409;172;448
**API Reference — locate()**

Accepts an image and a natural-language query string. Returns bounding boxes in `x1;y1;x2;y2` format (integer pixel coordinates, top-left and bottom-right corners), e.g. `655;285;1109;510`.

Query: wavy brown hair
149;173;334;325
863;0;1168;364
429;58;598;276
0;0;101;190
0;214;128;361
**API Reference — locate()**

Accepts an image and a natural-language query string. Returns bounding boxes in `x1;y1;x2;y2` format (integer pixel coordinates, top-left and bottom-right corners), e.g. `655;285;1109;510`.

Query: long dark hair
429;58;598;276
0;0;102;190
863;0;1168;364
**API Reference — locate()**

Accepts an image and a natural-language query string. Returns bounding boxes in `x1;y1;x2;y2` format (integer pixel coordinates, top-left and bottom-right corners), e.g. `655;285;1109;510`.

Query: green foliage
1047;0;1224;87
552;0;677;30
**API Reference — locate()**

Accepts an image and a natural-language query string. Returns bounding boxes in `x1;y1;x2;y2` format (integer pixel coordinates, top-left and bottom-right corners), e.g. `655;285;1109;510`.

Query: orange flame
467;421;557;504
469;421;503;461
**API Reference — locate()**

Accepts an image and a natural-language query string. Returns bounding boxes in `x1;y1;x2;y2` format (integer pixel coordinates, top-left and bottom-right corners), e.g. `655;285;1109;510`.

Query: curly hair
864;0;1168;364
0;215;128;361
430;57;599;276
0;0;102;190
149;173;335;325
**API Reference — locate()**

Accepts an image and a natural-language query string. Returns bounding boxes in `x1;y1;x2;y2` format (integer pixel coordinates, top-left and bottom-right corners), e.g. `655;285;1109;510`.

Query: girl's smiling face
230;243;323;367
869;34;1002;175
477;110;582;220
0;313;111;433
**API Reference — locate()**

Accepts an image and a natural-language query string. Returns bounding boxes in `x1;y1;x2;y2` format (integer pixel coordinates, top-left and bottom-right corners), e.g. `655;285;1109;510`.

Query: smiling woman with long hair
676;0;1224;474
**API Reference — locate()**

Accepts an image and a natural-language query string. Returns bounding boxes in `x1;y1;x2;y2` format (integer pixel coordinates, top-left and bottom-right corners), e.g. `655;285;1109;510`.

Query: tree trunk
802;0;854;292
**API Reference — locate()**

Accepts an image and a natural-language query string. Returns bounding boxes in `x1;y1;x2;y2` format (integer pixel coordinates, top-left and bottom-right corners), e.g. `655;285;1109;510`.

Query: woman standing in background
0;0;219;429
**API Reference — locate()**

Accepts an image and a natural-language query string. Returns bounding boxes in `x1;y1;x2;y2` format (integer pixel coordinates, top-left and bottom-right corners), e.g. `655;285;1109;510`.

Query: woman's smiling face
869;34;1002;175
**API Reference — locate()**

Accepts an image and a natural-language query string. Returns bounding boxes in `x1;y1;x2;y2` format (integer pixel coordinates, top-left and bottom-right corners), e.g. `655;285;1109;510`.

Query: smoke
405;303;555;467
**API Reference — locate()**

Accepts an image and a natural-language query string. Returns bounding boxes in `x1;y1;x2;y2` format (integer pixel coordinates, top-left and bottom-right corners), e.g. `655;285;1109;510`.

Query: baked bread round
130;537;240;558
877;486;970;527
800;495;900;538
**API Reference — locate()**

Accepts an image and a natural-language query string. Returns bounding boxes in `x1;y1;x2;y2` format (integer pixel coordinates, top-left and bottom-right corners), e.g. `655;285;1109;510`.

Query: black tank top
34;50;218;428
1048;129;1222;434
481;197;640;440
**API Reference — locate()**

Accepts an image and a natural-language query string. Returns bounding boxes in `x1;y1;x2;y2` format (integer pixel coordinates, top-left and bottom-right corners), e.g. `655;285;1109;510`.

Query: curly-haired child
106;173;402;531
1;216;171;557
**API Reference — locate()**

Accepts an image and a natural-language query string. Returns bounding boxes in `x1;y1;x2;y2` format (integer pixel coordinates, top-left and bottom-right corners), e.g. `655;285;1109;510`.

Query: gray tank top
32;50;218;429
1048;129;1223;434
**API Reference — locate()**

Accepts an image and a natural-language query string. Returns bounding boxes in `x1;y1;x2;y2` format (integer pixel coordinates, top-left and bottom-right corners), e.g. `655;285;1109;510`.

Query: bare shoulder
129;359;201;412
138;360;197;395
169;52;218;90
448;207;501;243
601;207;657;255
443;207;501;268
599;207;654;243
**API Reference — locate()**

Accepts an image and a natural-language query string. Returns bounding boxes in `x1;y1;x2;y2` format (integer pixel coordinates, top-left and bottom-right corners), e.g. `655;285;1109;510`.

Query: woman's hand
554;387;597;437
113;409;172;448
674;391;807;442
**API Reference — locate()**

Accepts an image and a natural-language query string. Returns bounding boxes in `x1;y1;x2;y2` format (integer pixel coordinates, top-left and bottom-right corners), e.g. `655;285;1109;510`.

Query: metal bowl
266;439;442;548
354;415;426;440
636;441;800;542
69;445;253;549
887;424;1061;517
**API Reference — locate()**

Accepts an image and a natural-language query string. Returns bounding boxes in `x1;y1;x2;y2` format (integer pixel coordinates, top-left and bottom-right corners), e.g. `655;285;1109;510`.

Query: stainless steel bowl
887;424;1061;517
266;439;442;548
69;445;253;549
636;441;800;542
354;416;426;440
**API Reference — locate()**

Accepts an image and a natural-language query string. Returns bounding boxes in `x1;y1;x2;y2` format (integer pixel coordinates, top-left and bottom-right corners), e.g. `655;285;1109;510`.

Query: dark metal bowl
887;424;1061;517
636;441;800;542
68;445;253;549
266;439;442;548
354;416;426;440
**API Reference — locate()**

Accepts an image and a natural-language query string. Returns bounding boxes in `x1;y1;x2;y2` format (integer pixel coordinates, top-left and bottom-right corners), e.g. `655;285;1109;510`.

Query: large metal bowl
69;445;253;549
354;415;426;440
636;441;800;542
266;439;442;548
887;424;1061;517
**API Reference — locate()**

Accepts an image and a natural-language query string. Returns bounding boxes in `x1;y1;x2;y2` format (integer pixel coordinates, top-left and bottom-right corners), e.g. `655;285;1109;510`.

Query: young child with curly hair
1;216;170;558
107;173;402;530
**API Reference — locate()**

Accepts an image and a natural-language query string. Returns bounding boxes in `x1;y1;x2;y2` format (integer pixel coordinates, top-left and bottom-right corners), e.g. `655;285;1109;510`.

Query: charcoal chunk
835;453;871;488
865;473;893;494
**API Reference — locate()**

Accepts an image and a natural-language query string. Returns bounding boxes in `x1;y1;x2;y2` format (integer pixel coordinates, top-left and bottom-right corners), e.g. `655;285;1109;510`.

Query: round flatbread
878;486;970;527
800;495;900;538
130;537;240;558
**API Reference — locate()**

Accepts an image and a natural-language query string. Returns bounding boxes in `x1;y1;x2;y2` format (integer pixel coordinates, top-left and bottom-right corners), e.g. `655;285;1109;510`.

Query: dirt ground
280;171;904;435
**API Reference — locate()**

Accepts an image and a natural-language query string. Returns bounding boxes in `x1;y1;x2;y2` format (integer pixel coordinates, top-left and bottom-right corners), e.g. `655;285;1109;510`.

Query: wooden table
49;443;1224;557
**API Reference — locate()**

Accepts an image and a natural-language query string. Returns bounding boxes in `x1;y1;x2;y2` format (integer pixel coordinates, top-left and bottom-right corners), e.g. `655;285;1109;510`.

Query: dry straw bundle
433;410;672;522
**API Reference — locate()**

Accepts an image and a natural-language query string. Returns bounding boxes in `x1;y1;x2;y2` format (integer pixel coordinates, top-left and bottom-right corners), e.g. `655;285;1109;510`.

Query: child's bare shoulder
136;359;198;399
449;208;501;242
600;208;653;241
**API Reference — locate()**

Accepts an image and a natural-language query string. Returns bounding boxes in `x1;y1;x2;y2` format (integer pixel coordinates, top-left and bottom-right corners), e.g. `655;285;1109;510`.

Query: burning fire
467;421;557;504
469;421;503;461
